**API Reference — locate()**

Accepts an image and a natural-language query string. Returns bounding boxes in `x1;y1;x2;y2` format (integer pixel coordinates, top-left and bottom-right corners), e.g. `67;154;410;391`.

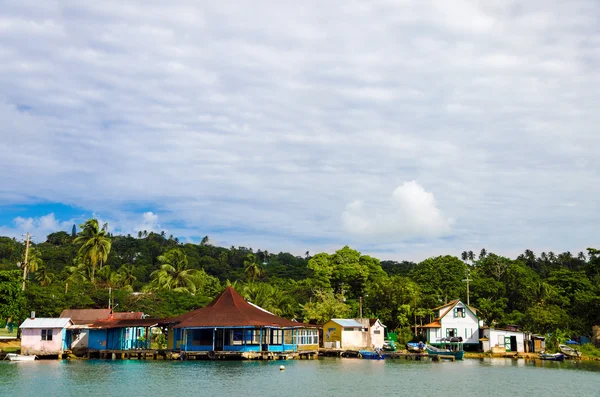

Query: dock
82;349;318;361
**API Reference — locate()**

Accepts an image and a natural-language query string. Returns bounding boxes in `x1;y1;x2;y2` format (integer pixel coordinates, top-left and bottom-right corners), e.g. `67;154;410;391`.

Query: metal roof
331;319;364;328
60;309;144;325
20;318;72;329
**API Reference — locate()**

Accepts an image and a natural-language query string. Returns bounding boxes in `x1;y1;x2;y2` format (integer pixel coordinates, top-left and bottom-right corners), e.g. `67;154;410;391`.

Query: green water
1;358;599;397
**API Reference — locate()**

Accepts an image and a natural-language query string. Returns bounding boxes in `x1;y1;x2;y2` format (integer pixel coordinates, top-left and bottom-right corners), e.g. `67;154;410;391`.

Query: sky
0;0;598;261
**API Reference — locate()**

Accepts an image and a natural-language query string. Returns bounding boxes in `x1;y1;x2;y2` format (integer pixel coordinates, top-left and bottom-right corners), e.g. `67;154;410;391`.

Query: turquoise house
165;287;319;354
60;309;155;354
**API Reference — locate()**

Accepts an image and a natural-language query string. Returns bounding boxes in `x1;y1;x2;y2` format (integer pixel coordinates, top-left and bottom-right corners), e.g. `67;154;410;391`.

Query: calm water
1;358;599;397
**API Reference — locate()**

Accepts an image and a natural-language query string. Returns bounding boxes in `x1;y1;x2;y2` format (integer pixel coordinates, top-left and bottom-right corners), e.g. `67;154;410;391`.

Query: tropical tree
34;265;54;287
74;219;111;283
244;253;263;281
118;264;137;287
149;249;201;293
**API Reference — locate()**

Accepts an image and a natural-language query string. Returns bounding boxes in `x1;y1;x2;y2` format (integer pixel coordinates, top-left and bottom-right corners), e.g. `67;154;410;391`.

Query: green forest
1;218;599;344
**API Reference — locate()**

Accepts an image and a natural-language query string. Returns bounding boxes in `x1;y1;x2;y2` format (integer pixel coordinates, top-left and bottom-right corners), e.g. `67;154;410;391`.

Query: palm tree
467;250;475;263
577;251;586;262
149;249;200;293
74;219;112;284
118;264;137;287
479;248;487;260
461;251;468;262
26;247;43;274
244;253;263;281
66;257;92;285
35;265;54;287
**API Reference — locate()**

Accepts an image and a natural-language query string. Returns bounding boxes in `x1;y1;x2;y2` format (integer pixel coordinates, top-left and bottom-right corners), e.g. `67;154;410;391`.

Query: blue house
165;287;319;356
60;309;156;354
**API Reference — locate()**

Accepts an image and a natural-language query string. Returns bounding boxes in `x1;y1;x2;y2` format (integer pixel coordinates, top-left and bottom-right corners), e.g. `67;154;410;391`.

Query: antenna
462;269;473;306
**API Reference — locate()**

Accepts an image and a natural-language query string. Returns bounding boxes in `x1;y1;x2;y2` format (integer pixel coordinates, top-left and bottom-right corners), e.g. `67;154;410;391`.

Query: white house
422;300;480;350
481;326;527;353
356;318;386;349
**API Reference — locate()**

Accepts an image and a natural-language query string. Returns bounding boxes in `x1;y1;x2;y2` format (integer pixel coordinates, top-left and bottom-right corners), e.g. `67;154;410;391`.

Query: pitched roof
421;321;441;328
60;309;143;325
330;319;364;328
172;287;316;329
20;318;72;329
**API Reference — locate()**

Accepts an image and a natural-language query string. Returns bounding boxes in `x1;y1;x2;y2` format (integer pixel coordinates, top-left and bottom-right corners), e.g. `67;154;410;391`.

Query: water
1;358;599;397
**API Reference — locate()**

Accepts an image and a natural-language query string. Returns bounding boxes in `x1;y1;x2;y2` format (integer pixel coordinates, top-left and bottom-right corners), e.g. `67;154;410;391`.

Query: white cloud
0;0;599;260
342;181;453;240
0;213;74;243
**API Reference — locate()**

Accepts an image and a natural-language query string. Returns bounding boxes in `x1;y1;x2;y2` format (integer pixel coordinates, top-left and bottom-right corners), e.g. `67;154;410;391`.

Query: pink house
20;317;73;357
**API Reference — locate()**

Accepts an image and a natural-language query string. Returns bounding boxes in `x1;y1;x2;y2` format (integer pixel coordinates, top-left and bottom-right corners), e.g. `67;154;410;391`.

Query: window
41;329;53;341
446;328;457;338
294;329;318;345
454;307;465;318
271;329;283;344
374;330;381;335
231;330;243;345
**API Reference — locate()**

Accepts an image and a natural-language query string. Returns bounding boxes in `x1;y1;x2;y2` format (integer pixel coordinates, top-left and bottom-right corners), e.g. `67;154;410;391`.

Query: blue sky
0;1;599;261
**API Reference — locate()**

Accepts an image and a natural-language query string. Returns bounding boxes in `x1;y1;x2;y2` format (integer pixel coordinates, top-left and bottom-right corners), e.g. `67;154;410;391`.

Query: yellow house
322;319;369;349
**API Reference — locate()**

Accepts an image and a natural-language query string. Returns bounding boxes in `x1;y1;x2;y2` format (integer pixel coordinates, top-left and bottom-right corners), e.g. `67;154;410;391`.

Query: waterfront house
480;325;527;353
422;300;480;350
354;318;386;349
19;314;72;357
60;309;147;354
164;287;319;355
322;319;369;349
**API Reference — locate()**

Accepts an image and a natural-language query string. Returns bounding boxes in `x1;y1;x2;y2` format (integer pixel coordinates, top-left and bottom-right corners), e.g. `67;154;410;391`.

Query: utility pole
414;295;417;336
359;296;363;319
462;269;472;306
21;232;31;291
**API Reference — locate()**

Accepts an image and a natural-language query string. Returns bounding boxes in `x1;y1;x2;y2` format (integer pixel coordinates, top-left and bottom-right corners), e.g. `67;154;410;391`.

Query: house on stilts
59;309;158;357
163;286;319;360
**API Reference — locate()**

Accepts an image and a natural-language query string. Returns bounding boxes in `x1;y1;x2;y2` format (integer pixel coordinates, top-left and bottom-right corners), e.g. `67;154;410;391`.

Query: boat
559;344;582;359
4;353;37;361
539;352;565;361
359;349;385;360
407;342;426;353
382;340;396;352
425;344;464;360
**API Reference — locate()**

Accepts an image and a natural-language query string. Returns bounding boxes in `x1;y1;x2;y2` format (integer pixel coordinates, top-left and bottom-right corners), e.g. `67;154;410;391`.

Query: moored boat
4;353;36;362
539;352;565;361
359;348;385;360
407;342;426;353
425;344;464;360
559;344;582;359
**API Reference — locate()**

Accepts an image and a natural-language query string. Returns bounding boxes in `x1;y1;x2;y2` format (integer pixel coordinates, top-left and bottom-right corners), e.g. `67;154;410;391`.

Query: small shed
322;319;369;349
481;326;527;353
355;318;386;349
20;316;73;356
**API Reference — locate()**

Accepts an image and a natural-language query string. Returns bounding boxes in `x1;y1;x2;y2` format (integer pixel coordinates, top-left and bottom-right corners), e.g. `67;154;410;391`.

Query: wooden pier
181;350;318;361
79;349;318;361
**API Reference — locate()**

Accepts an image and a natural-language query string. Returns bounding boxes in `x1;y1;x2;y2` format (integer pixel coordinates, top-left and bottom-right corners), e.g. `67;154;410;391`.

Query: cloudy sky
1;0;598;261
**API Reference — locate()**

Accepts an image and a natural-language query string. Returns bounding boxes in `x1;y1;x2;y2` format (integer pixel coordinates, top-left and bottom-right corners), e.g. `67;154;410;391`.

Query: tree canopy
0;219;598;343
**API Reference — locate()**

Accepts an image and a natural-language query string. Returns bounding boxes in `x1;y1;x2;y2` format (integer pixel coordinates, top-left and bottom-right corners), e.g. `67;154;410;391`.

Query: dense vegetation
1;219;599;344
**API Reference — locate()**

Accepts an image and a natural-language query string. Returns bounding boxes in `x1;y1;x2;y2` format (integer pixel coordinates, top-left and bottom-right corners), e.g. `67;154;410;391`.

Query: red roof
90;318;160;329
172;287;315;329
60;309;143;325
422;321;441;328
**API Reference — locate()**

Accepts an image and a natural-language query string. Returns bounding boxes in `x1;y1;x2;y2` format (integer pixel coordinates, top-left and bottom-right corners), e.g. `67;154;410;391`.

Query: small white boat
4;353;37;361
